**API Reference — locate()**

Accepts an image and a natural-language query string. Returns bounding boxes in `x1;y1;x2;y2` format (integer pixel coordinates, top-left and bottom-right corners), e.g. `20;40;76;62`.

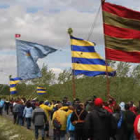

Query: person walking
0;98;5;115
32;101;47;140
67;112;75;140
52;103;67;140
13;100;20;124
84;98;117;140
40;100;53;137
4;99;10;115
113;105;125;140
23;101;33;129
17;100;25;126
123;104;136;140
71;103;88;140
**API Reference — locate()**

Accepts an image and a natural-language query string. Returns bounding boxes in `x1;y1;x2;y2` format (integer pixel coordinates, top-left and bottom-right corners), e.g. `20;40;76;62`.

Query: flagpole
68;28;76;100
101;0;110;99
15;34;21;81
9;75;12;97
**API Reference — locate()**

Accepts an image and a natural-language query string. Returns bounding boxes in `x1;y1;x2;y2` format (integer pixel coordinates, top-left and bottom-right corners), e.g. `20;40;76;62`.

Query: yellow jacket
52;109;67;130
60;106;68;111
40;104;53;121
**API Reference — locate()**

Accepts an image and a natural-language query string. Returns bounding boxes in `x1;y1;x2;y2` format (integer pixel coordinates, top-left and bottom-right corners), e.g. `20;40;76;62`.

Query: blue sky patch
0;4;10;9
0;50;16;55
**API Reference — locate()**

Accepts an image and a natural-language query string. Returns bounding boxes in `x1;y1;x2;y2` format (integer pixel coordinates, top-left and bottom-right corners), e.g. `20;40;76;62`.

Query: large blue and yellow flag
10;77;21;94
16;40;57;80
37;86;46;95
70;36;116;76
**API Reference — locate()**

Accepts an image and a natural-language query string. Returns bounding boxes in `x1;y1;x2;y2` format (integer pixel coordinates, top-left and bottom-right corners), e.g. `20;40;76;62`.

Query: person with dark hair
108;95;116;111
23;101;33;129
71;103;88;140
4;99;10;115
17;100;25;126
13;100;20;124
84;98;117;140
124;103;136;140
113;104;125;140
40;100;54;138
103;102;113;113
32;101;47;140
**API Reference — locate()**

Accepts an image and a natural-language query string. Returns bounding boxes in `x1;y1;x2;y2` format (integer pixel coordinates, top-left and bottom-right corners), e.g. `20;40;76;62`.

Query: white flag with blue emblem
16;39;57;80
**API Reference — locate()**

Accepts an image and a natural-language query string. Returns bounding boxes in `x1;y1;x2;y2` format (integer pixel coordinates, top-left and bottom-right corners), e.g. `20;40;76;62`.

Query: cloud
50;68;63;74
0;0;103;50
0;53;17;84
0;0;139;84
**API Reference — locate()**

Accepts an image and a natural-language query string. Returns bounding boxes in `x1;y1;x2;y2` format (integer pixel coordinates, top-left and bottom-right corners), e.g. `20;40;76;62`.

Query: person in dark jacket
123;104;136;140
4;99;10;115
32;101;47;140
17;101;25;126
113;105;125;140
84;98;117;140
71;103;88;140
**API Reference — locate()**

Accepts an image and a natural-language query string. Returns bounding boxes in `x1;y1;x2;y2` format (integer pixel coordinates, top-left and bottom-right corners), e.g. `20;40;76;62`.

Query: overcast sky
0;0;139;84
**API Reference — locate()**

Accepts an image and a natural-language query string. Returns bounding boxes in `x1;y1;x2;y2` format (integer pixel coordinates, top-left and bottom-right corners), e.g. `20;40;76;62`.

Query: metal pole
101;0;110;99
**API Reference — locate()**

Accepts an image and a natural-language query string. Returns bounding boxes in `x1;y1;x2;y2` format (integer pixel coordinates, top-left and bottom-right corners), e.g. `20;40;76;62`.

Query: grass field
0;116;35;140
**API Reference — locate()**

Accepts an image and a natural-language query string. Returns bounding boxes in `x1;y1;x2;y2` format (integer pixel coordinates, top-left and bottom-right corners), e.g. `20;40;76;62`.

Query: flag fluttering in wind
37;86;46;95
70;36;116;76
10;77;21;94
16;39;57;80
102;2;140;63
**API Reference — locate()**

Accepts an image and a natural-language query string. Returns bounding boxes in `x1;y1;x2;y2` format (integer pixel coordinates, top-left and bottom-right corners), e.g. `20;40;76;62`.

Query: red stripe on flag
15;34;21;38
105;48;140;63
102;2;140;21
104;24;140;40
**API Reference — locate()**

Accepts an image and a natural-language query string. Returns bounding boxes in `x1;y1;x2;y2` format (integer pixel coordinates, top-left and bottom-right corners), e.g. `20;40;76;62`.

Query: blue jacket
67;113;75;132
23;107;33;118
0;100;4;107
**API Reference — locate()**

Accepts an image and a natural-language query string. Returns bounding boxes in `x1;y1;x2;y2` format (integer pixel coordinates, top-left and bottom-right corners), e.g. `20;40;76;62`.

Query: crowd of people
0;95;140;140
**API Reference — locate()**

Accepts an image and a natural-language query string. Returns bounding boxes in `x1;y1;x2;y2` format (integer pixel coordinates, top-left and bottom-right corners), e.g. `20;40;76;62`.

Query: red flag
15;34;21;38
102;2;140;63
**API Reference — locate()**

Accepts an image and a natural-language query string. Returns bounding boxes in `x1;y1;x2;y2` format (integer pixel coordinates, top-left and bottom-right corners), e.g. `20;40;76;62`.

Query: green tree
31;64;55;86
116;62;131;77
57;69;72;84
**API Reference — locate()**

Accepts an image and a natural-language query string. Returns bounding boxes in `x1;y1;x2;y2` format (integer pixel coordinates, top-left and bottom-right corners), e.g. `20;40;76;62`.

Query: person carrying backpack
52;103;67;140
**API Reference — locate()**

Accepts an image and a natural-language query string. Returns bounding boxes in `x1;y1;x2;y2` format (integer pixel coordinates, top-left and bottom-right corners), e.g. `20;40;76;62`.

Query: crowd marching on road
0;95;140;140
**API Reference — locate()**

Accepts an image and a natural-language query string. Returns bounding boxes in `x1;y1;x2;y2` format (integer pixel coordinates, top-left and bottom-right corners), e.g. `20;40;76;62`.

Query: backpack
53;119;61;130
53;111;61;130
117;111;123;129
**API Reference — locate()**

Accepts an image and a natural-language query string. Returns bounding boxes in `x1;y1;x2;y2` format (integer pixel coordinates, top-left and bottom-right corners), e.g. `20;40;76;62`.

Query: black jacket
84;106;117;140
71;109;88;128
124;110;136;132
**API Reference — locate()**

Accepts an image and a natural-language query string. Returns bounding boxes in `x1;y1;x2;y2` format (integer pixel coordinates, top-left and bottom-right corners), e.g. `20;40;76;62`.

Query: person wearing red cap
94;98;103;106
84;97;117;140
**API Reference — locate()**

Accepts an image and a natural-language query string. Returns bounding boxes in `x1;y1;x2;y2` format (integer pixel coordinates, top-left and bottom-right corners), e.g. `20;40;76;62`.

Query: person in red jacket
103;102;113;113
134;114;140;140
